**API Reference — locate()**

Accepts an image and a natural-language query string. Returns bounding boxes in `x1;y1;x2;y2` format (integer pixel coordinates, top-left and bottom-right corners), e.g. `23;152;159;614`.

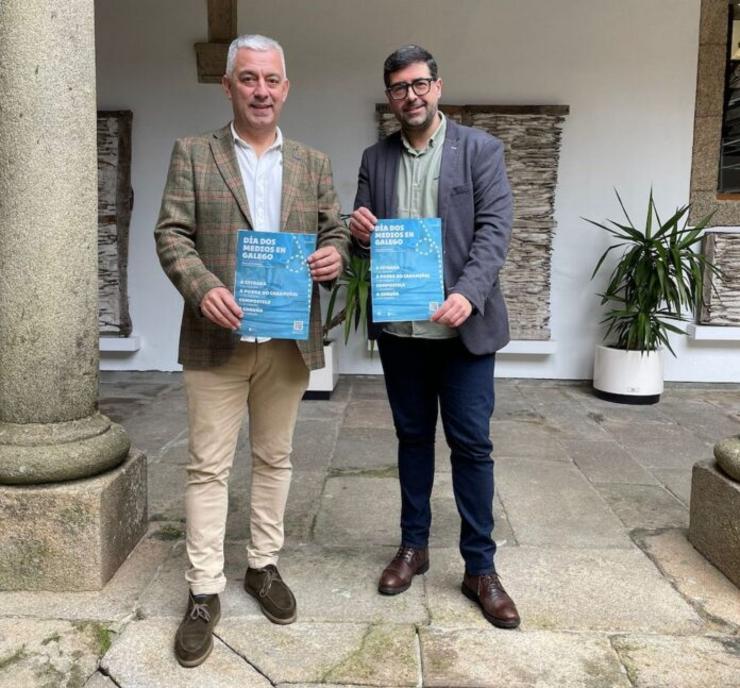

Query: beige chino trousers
183;340;309;595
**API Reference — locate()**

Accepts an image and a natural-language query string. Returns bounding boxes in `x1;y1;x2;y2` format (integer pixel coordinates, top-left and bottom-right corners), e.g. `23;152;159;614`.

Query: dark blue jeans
377;332;497;575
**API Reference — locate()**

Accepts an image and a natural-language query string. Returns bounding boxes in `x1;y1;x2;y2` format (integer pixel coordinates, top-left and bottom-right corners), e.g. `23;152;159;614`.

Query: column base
0;449;147;591
688;458;740;589
0;413;130;484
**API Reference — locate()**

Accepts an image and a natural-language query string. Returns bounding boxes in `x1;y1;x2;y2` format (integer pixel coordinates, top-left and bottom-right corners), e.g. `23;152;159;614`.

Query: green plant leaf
614;188;636;229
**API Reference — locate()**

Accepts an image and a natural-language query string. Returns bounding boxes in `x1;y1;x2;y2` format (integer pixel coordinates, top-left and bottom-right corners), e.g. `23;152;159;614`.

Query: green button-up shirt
385;113;456;339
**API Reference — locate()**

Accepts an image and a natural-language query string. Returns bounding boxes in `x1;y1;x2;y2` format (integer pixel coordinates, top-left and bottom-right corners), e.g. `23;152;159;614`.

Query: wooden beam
195;0;237;83
208;0;236;42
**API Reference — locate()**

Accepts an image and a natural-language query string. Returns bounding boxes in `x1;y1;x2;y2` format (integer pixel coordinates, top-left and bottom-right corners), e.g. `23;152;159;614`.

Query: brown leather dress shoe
174;592;221;667
378;546;429;595
462;572;520;629
244;564;297;624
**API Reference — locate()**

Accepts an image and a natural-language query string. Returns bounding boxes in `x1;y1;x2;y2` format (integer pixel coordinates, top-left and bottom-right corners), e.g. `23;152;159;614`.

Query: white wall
96;0;737;381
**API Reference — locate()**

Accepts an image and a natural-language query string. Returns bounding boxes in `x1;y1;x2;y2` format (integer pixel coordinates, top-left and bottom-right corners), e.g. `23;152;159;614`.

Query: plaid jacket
155;125;350;370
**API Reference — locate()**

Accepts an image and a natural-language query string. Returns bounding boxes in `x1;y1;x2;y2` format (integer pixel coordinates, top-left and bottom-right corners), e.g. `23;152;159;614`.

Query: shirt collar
401;112;446;155
230;122;283;152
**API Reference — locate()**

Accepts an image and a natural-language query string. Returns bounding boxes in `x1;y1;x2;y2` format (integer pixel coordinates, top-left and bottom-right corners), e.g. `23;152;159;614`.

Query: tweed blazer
354;119;513;354
155;125;350;370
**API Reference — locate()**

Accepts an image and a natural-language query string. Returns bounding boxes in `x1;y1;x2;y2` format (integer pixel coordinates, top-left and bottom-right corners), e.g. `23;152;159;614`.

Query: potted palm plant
306;242;371;399
586;190;717;404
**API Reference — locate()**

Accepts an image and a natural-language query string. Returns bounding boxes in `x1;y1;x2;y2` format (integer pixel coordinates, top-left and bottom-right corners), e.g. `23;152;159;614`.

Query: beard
401;102;438;132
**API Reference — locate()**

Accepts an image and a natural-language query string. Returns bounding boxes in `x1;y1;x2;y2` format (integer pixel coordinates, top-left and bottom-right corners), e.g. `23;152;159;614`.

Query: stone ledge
0;449;147;591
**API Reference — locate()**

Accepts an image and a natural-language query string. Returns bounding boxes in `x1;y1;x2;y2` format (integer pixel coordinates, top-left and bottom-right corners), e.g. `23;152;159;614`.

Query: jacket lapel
437;120;461;228
280;139;302;231
210;125;253;228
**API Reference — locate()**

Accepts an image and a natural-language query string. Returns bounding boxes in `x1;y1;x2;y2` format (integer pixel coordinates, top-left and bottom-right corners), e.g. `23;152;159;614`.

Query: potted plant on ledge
586;190;717;404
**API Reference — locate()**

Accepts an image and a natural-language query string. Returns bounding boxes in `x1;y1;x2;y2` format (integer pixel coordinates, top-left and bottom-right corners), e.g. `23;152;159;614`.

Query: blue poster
371;218;444;322
234;230;316;340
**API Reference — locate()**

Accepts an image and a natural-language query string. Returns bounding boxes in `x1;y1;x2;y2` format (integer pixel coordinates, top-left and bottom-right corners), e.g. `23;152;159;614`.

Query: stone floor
1;374;739;688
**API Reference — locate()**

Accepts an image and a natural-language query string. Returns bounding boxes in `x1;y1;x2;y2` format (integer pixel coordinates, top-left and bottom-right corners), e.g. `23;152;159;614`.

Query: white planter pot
306;342;339;399
592;345;663;404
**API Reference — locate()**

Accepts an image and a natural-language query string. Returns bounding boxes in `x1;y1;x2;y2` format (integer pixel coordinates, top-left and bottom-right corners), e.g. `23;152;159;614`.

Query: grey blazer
353;118;513;354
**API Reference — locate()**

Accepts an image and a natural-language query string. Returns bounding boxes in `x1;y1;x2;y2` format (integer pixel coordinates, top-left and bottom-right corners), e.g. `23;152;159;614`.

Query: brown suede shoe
462;572;520;629
378;546;429;595
174;593;221;667
244;564;297;624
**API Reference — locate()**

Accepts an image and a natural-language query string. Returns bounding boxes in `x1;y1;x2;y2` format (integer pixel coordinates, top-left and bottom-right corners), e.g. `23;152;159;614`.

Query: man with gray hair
155;34;349;667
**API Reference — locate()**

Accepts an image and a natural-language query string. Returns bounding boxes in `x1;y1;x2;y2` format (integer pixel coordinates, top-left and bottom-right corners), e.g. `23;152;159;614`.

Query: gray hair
225;34;287;78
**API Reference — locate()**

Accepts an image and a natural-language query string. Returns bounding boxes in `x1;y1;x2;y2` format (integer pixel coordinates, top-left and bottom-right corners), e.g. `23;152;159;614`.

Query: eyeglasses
386;77;436;101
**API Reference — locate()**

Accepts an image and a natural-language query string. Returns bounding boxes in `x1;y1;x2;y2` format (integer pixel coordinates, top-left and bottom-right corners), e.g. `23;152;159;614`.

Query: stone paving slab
99;379;175;397
290;419;340;471
343;400;395;429
560;438;659;485
101;371;182;385
112;389;189;460
495;459;633;548
139;543;429;625
348;376;390;400
331;426;398;470
297;400;348;422
491;383;538;420
0;618;104;688
424;546;703;633
611;634;740;688
98;396;158;425
275;685;402;688
279;546;429;625
218;620;419;686
599;419;713;469
147;454;186;520
235;419;339;472
651;467;693;505
491;419;570;461
225;469;327;543
540;411;609;442
100;620;271;687
584;403;675;426
419;627;632;688
313;473;514;548
515;386;613;441
655;398;740;444
594;483;689;529
84;672;118;687
638;529;740;630
313;475;399;548
331;427;453;473
0;536;172;621
704;389;740;416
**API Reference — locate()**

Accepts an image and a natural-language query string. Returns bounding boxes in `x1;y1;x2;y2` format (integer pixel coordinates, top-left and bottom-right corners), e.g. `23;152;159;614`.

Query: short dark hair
383;44;438;87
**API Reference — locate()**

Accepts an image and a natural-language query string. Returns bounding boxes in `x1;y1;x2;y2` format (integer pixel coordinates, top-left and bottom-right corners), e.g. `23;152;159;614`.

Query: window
720;3;740;192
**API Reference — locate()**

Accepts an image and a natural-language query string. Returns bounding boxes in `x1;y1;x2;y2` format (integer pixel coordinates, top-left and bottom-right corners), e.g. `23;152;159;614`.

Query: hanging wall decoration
97;110;133;337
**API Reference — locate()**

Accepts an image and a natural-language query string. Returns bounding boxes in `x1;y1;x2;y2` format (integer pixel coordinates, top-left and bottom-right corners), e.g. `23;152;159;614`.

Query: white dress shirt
231;122;284;343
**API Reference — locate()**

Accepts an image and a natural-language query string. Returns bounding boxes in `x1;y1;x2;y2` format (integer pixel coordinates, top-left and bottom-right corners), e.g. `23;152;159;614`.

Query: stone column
688;436;740;589
0;0;147;590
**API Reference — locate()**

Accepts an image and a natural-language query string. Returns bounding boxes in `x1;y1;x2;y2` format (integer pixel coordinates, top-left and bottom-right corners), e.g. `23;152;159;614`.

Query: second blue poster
371;218;444;322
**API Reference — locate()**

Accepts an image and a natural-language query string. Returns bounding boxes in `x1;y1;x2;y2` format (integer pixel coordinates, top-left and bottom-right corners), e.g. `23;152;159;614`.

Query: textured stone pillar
0;0;147;590
0;0;129;482
688;436;740;589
